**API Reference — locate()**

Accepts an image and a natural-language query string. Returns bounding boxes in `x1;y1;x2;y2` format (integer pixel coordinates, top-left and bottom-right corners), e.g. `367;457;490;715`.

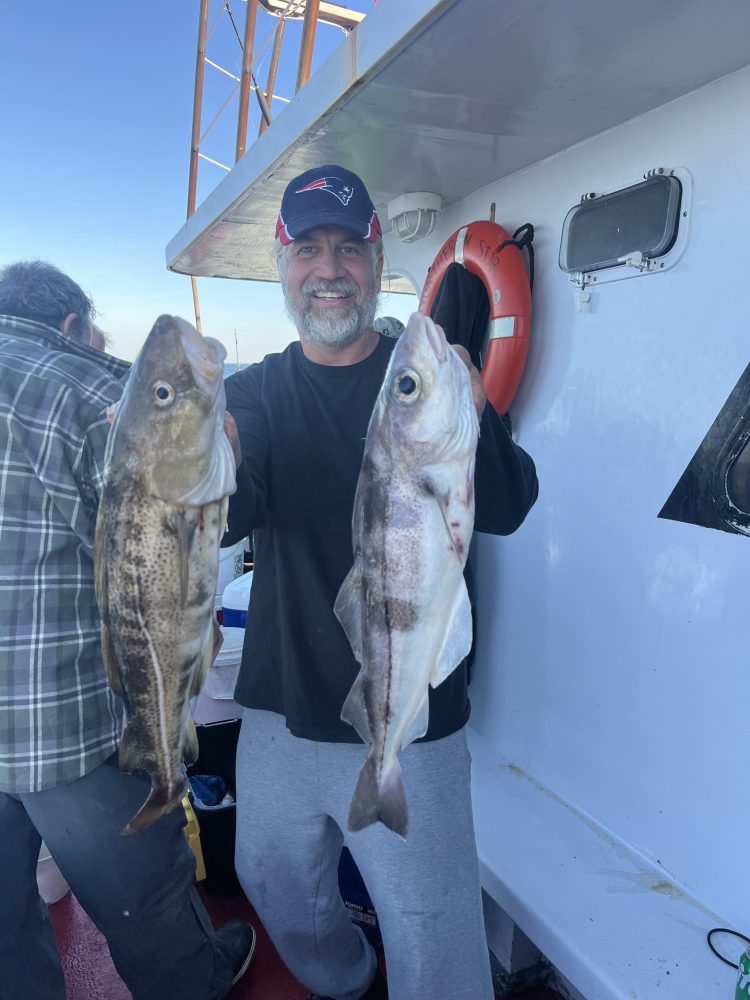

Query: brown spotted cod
94;316;236;834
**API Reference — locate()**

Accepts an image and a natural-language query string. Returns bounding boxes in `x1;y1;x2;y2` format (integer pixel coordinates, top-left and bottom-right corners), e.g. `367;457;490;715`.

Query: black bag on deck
187;718;242;895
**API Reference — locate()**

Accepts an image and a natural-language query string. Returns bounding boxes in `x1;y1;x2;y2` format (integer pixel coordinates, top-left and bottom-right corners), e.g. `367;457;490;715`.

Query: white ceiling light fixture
387;192;442;244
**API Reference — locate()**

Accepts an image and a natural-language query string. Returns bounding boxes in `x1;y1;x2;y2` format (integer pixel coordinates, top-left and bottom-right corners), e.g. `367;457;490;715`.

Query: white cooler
215;538;247;613
220;570;253;629
193;568;253;724
203;626;244;700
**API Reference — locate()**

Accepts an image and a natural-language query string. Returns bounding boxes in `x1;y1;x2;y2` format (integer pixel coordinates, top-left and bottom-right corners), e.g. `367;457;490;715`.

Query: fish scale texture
49;889;565;999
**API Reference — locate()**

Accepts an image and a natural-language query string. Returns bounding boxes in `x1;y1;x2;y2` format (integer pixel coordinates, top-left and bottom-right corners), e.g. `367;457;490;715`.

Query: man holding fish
224;166;538;1000
0;262;255;1000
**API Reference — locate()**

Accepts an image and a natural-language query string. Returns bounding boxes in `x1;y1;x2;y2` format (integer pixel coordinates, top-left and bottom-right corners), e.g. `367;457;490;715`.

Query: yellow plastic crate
182;793;206;882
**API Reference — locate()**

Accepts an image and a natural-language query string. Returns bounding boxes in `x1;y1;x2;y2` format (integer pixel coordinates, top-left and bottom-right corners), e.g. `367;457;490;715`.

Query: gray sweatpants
235;709;493;1000
0;754;235;1000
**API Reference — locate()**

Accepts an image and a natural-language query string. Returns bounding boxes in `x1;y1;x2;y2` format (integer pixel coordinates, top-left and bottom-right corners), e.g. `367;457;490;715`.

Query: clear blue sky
1;0;414;362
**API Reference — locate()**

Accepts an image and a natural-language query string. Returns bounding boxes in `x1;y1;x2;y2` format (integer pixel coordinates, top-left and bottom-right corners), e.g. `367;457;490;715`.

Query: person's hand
452;344;486;419
224;411;243;469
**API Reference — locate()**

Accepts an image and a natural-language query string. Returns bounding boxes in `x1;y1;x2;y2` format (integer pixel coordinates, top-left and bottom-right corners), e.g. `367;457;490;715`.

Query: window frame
559;167;693;289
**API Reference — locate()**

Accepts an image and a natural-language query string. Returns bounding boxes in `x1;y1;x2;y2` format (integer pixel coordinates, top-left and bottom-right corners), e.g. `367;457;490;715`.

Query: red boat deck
49;888;565;1000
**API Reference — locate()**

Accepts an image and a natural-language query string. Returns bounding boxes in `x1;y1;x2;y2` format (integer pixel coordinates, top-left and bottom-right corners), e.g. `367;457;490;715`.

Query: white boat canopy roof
165;0;750;287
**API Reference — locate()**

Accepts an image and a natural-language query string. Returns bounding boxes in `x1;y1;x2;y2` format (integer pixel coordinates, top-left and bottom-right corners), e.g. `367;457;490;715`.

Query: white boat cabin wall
382;62;750;1000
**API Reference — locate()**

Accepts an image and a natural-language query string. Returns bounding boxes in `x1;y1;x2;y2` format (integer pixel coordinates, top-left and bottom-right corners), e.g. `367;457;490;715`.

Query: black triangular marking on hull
659;361;750;536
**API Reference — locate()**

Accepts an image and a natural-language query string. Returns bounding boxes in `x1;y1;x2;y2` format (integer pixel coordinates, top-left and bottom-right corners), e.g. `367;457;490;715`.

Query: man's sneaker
307;968;388;1000
216;919;256;988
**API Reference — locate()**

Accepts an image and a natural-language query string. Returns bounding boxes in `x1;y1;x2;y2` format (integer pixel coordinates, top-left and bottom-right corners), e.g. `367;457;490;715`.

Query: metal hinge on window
617;250;653;272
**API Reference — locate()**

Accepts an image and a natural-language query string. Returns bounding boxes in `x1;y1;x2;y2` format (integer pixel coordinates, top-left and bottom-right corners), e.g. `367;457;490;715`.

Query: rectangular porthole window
559;171;686;281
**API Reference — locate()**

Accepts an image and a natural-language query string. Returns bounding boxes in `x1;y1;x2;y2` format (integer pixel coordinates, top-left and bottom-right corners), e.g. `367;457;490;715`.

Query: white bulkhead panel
385;66;750;934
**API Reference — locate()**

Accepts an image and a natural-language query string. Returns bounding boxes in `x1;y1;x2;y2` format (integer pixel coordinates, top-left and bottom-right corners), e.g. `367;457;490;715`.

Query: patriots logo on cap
296;176;354;206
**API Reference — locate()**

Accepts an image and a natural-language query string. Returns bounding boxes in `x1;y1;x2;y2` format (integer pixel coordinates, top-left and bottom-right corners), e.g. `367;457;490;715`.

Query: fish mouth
403;313;447;363
173;317;225;394
422;315;447;363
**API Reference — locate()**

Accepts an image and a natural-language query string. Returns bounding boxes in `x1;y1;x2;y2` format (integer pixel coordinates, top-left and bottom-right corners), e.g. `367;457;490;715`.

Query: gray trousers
235;709;493;1000
0;754;234;1000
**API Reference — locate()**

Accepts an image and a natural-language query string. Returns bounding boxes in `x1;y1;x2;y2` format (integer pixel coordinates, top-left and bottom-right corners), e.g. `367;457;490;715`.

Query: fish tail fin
347;755;408;838
121;781;185;837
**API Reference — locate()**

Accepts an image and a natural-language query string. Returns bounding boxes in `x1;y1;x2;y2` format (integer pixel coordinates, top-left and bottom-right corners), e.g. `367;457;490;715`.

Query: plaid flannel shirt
0;315;130;792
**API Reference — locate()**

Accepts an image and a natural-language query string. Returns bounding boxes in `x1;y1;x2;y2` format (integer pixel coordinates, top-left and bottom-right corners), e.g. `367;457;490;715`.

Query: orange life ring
418;220;532;415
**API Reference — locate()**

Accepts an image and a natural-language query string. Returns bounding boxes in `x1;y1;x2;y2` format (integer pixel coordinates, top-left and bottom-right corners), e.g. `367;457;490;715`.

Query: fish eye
152;381;175;407
391;368;422;403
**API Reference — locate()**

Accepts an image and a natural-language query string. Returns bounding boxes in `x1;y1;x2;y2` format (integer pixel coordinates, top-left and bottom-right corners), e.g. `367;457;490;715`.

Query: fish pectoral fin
430;581;473;689
400;694;430;750
334;564;365;663
422;476;467;564
166;508;198;609
182;716;199;766
341;671;371;744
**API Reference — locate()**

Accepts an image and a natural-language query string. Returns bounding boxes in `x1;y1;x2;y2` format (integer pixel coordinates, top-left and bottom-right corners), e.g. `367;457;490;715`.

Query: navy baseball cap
275;164;382;246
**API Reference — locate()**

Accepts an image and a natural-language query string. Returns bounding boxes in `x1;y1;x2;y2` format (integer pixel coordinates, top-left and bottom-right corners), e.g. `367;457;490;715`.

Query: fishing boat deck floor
49;886;566;999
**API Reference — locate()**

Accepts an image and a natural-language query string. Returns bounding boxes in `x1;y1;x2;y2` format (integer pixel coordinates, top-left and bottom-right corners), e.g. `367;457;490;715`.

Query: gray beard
283;281;380;349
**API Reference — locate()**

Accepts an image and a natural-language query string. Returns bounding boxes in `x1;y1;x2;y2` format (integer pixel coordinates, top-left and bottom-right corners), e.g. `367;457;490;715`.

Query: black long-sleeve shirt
224;334;537;743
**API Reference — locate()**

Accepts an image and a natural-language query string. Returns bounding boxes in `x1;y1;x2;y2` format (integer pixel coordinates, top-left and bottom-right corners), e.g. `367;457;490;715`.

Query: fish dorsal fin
93;531;130;709
341;670;371;744
400;692;430;750
430;580;473;689
93;514;108;613
334;563;364;664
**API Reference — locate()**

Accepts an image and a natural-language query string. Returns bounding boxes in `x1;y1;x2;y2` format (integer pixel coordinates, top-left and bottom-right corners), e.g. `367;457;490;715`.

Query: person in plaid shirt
0;261;254;1000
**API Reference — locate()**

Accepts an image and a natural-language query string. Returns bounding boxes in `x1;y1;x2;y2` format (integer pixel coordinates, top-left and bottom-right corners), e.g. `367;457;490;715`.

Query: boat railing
184;0;367;330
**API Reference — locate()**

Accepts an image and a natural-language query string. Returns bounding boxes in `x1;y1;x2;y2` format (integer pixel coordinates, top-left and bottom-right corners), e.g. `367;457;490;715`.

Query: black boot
307;968;388;1000
216;920;256;993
